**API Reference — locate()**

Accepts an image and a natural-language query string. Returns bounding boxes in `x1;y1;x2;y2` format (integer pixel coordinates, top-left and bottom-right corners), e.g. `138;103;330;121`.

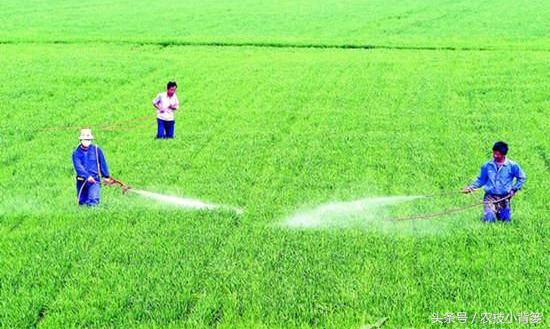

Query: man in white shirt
152;81;179;138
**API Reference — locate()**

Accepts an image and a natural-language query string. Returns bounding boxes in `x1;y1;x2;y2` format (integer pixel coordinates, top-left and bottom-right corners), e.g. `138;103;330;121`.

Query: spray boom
104;177;131;193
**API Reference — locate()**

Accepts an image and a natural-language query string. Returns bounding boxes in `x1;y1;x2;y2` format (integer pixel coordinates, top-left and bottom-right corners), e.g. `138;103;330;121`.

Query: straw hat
79;128;94;140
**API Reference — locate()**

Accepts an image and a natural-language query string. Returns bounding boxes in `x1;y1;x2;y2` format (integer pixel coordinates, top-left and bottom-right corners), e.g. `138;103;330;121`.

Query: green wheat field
0;1;548;328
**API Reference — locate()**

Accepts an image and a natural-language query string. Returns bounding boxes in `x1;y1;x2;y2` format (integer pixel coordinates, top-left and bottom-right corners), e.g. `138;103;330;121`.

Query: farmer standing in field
72;128;113;206
152;81;179;139
463;141;526;222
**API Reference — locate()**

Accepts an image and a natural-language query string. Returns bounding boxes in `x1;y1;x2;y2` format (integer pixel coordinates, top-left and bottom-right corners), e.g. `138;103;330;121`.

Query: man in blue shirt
463;141;526;222
72;129;112;206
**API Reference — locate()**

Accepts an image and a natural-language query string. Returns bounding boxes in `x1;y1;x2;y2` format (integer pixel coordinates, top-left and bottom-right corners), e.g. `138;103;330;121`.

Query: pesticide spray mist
279;195;472;235
280;196;423;229
130;189;243;215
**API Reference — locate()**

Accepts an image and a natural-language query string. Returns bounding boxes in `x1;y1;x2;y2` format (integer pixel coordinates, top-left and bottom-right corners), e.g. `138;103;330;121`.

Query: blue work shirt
72;144;110;180
469;159;526;195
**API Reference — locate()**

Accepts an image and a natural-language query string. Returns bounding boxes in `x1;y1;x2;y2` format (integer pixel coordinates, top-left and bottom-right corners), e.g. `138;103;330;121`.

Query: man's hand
87;176;96;184
462;186;474;194
169;104;178;110
103;177;114;185
154;104;164;113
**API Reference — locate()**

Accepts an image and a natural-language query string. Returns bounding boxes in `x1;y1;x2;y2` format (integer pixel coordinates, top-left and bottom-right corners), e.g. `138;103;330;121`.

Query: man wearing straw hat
72;128;112;206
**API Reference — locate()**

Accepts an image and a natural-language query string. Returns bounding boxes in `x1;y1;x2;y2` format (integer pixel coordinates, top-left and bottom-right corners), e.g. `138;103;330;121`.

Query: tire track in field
1;215;100;328
1;39;549;52
32;227;101;328
165;104;264;323
535;145;550;173
170;86;311;324
31;306;47;328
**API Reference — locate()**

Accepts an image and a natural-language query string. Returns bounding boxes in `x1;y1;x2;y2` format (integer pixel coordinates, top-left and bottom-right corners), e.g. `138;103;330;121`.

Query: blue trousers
157;119;175;138
76;180;101;206
483;193;511;222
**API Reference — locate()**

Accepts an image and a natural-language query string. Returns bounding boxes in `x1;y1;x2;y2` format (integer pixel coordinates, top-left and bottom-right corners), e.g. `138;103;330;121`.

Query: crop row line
1;39;549;52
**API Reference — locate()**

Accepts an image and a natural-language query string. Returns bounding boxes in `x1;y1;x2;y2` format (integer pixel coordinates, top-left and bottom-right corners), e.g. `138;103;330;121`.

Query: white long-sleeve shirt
152;92;179;121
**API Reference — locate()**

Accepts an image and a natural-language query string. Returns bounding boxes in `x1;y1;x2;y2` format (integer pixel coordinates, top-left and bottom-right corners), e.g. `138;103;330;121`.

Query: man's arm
152;94;163;112
171;95;180;110
72;151;90;179
464;164;488;192
512;163;526;192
